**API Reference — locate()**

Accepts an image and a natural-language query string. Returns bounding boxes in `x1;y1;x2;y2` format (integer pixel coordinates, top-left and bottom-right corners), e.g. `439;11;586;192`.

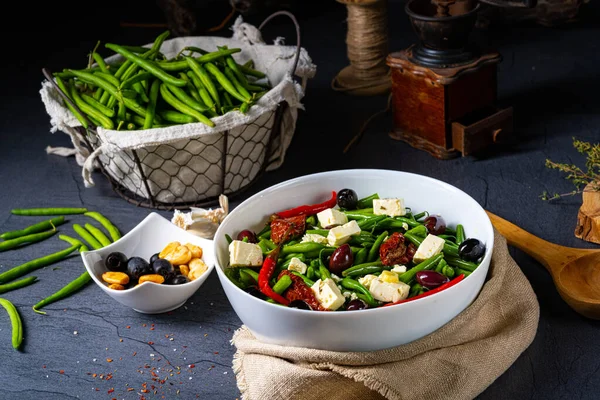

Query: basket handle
257;10;302;78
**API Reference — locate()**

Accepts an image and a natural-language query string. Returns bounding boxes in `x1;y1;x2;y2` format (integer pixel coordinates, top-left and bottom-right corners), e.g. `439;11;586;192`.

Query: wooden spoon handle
485;211;567;274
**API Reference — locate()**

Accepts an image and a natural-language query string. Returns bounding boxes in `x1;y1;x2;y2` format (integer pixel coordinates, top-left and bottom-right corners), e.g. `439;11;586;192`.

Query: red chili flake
141;389;149;393
95;388;99;391
133;352;137;356
42;365;46;368
127;388;134;392
59;370;64;374
126;326;131;329
92;373;97;378
142;324;147;327
107;388;114;394
150;328;155;331
214;352;219;355
119;357;122;361
189;364;195;369
106;358;113;363
183;346;187;349
119;339;123;343
151;324;155;327
151;372;159;378
148;341;154;345
165;335;169;338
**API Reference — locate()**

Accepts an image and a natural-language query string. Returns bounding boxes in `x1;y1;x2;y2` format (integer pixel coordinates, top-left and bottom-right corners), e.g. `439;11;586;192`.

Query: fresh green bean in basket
157;48;242;71
159;83;214;127
205;62;248;103
185;57;221;108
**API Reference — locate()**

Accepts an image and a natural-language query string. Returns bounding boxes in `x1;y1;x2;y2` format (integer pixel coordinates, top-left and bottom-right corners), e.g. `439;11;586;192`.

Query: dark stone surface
1;1;599;399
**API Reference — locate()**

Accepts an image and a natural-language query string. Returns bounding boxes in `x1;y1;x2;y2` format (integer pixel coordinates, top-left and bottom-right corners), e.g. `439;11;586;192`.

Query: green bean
355;293;380;308
166;83;208;112
0;276;38;295
284;253;305;262
353;247;367;265
185;57;221;107
73;224;102;250
281;242;325;255
54;67;103;79
54;76;89;129
343;213;370;221
91;53;109;103
398;254;444;284
32;270;93;314
357;193;380;209
409;283;425;298
442;265;455;278
80;93;115;117
344;208;374;215
224;268;243;289
157;110;195;124
413;211;429;221
105;43;187;87
11;208;87;216
0;244;80;284
179;46;208;56
180;72;202;102
243;60;254;69
239;63;266;78
187;70;215;108
368;230;388;262
406;225;427;237
290;271;314;287
455;268;472;277
319;264;332;280
306;266;316;281
305;215;317;227
444;257;479;272
84;223;111;247
58;235;89;252
435;258;447;274
0;298;22;350
224;67;251;101
1;217;65;240
145;80;161;129
159;83;215;127
225;234;233;244
121;71;153;89
94;71;120;87
226;57;248;86
342;260;385;277
239;269;256;287
445;227;457;235
117;101;126;123
379;217;421;229
357;215;387;230
239;268;259;283
69;69;152;121
121;45;152;54
272;275;293;294
0;230;57;252
306;229;329;236
69;84;115;129
205;62;248;103
157;49;242;71
456;224;466;246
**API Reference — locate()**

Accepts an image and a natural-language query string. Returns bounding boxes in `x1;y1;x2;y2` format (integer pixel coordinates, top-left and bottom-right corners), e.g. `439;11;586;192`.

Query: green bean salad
224;189;486;311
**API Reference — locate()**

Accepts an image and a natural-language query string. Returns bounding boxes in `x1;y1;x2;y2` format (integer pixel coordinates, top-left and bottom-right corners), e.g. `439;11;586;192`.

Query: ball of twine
332;0;392;96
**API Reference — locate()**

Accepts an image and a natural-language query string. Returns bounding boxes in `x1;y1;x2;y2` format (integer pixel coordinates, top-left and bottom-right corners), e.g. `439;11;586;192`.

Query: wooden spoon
486;211;600;319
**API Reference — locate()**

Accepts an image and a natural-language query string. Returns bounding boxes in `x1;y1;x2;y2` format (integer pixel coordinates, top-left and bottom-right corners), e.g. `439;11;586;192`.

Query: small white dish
81;212;215;314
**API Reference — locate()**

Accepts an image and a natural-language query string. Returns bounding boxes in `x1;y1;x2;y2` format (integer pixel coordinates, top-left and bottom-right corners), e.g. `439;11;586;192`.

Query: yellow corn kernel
184;243;203;259
179;265;190;277
108;283;126;290
102;271;130;285
159;241;181;259
163;245;192;266
138;274;165;284
189;258;208;274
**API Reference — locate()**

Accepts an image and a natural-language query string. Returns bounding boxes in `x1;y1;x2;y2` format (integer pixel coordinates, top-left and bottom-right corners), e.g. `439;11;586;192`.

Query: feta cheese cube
391;265;407;274
316;208;348;228
288;257;307;274
228;240;263;267
311;278;346;310
358;274;378;289
413;234;445;263
369;278;410;303
373;198;406;217
327;220;361;247
301;233;329;245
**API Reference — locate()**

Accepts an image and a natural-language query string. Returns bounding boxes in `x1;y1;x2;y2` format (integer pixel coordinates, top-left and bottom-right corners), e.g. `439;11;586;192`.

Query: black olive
149;252;161;265
152;258;175;281
458;238;486;262
243;285;266;299
237;230;258;243
288;300;312;310
337;188;358;210
424;215;446;235
168;274;189;285
105;252;128;272
346;299;368;311
127;257;152;280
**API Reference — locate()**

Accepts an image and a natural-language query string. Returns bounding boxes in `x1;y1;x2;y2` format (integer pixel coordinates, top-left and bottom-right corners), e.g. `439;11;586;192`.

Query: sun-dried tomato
379;232;416;266
270;215;306;244
278;270;327;311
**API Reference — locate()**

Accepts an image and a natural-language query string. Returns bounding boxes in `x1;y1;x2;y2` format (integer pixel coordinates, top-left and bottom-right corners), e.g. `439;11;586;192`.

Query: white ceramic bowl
214;169;494;352
82;212;215;314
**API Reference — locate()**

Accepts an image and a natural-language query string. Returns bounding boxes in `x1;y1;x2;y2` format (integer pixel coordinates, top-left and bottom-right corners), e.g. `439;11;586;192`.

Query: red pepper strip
258;248;290;306
382;274;466;307
275;191;337;219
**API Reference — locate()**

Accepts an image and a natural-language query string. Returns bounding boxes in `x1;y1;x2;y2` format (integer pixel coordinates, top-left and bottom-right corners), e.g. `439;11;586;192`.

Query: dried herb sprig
541;138;600;201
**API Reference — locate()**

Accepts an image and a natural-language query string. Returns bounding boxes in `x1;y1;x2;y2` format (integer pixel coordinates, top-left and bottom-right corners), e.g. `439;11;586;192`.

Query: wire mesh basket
43;11;303;211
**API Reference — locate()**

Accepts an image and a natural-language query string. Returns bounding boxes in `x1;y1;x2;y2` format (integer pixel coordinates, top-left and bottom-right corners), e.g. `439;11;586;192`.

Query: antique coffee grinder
387;0;536;158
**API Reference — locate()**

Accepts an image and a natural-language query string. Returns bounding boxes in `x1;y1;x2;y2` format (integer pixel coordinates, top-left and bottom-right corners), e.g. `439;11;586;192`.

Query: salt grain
74;331;78;335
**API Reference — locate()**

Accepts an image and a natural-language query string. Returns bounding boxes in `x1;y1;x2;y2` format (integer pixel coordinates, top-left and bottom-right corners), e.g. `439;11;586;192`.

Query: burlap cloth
230;230;540;400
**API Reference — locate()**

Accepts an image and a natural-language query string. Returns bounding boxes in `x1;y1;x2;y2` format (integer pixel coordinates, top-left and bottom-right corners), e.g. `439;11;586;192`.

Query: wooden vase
574;183;600;245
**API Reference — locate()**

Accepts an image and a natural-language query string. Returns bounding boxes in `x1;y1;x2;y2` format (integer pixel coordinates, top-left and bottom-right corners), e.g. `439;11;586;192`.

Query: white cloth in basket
39;17;316;204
